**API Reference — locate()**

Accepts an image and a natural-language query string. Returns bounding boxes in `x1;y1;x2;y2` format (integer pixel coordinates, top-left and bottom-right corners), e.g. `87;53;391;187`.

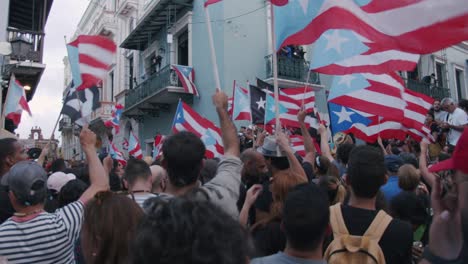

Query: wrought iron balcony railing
265;54;320;84
125;65;182;109
403;78;450;99
7;28;44;63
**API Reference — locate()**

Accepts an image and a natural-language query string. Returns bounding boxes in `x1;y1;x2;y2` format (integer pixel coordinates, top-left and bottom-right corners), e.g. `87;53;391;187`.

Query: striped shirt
0;201;84;264
127;193;158;208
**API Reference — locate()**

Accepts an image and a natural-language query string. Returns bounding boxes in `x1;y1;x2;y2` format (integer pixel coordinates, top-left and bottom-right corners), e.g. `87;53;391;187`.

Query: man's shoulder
251;253;282;264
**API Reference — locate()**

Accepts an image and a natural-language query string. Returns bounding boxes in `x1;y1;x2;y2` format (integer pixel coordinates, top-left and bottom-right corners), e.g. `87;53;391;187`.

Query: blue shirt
381;175;402;203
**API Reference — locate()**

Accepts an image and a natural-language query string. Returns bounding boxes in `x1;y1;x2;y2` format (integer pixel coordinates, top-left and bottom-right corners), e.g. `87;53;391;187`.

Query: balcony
403;78;450;99
1;28;46;101
58;117;73;132
264;54;321;88
120;0;194;50
124;65;193;117
116;0;138;16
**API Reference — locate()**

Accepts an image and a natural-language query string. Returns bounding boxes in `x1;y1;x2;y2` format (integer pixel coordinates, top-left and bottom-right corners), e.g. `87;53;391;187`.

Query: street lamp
24;85;31;91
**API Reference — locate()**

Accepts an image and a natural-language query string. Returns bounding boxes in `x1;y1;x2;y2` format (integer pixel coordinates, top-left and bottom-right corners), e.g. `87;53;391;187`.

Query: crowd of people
0;89;467;264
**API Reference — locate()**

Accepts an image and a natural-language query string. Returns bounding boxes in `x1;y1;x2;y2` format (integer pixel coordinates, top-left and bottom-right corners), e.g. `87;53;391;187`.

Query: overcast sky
16;0;89;142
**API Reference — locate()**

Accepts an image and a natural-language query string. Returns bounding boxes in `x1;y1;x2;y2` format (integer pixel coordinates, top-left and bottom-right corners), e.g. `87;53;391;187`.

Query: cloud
16;0;89;142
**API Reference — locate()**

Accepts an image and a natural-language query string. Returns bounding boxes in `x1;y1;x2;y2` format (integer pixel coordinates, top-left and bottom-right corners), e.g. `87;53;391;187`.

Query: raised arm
318;124;334;162
276;131;307;182
419;140;436;188
213;90;240;157
298;110;315;154
377;136;388;155
79;125;110;203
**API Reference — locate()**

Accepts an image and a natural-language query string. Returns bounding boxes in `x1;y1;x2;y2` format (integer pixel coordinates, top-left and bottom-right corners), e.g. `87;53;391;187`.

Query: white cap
47;172;76;192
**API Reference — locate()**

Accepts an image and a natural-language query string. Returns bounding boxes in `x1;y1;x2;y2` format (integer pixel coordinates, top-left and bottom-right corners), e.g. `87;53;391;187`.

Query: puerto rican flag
104;104;124;134
109;143;127;166
128;131;143;159
172;101;224;158
171;65;199;96
4;74;32;126
152;134;166;160
274;0;468;55
289;135;322;157
67;35;116;91
232;81;251;121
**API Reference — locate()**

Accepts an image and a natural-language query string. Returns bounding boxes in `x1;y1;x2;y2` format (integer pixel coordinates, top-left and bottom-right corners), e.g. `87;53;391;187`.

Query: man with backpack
324;145;413;263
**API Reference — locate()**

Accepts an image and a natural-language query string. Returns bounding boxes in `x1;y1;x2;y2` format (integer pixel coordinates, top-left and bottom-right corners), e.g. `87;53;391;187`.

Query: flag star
338;75;356;87
256;97;266;109
176;113;182;120
297;0;309;14
333;107;355;124
324;30;349;54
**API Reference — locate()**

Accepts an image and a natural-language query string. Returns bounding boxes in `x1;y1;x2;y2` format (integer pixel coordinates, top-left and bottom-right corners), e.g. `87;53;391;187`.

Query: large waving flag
171;65;199;96
250;85;267;124
265;93;288;125
67;35;116;91
128;131;143;159
327;73;406;122
104;104;124;134
61;83;101;126
3;75;32;126
274;0;468;54
232;82;252;121
172;101;224;158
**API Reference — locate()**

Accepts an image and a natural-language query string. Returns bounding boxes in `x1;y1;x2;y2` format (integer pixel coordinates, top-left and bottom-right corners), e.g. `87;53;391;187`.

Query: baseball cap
257;136;287;157
429;128;468;174
47;172;76;192
3;160;48;206
384;155;404;173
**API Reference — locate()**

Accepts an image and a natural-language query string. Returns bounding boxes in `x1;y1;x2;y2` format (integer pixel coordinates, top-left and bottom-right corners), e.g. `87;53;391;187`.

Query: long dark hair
81;192;144;264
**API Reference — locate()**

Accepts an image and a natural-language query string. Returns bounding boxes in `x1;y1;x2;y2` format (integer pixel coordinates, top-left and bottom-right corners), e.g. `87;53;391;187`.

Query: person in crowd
237;148;269;226
251;183;329;264
324;145;412;263
157;90;241;218
397;164;428;195
131;196;250;264
380;154;404;203
0;125;109;263
318;175;346;205
432;99;448;123
249;132;308;257
318;124;354;178
123;158;158;208
0;138;30;223
149;165;167;194
109;159;125;191
199;158;219;184
459;98;468;114
49;158;67;173
44;171;77;212
440;97;468;148
58;179;88;207
81;191;144;264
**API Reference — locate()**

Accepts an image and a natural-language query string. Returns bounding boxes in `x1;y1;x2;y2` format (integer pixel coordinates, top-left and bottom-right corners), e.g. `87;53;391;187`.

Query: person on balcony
440;98;468;149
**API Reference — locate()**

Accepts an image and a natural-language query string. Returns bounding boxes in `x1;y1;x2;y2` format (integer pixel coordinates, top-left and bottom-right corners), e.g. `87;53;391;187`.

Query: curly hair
131;196;250;264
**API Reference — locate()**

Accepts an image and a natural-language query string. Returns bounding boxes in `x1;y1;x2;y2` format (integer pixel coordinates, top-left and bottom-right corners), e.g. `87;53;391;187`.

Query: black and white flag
61;82;101;126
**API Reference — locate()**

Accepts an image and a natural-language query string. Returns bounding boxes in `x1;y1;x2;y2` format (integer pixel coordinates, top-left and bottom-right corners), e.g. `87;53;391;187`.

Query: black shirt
326;205;413;264
0;187;14;224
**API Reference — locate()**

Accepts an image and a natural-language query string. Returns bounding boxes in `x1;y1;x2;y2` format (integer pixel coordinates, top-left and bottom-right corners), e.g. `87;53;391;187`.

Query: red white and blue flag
123;138;129;150
171;64;199;96
128;131;143;159
232;81;251;121
152;134;166;160
274;0;468;55
204;0;221;7
109;143;127;166
172;101;224;158
67;35;116;91
4;74;32;126
104;104;124;134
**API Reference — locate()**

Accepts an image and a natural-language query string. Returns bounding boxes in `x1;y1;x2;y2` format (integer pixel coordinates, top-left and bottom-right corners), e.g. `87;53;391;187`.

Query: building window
177;29;189;66
109;71;115;101
455;68;465;100
128;55;134;90
435;62;447;88
407;65;419;81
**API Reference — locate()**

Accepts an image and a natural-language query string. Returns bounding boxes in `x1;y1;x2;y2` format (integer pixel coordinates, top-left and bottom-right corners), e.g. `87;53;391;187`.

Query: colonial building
19;126;59;161
0;0;54;132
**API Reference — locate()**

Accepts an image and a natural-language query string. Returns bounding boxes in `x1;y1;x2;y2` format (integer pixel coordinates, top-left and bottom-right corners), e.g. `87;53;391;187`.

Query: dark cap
384;155;404;173
3;161;48;206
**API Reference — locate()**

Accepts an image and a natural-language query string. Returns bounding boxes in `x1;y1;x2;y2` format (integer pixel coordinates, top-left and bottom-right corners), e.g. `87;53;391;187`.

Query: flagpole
269;2;281;136
204;7;222;91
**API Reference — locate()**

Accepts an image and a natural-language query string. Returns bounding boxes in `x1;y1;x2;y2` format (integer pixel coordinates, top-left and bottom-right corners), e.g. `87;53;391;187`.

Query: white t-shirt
447;108;468;145
434;110;448;123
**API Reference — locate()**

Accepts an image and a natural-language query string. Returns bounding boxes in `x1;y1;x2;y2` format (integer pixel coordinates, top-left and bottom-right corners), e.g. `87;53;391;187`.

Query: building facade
19;126;59;161
0;0;54;133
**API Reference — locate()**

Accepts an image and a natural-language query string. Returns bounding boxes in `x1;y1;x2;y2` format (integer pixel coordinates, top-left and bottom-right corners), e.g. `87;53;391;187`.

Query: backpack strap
363;210;393;242
329;203;350;238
